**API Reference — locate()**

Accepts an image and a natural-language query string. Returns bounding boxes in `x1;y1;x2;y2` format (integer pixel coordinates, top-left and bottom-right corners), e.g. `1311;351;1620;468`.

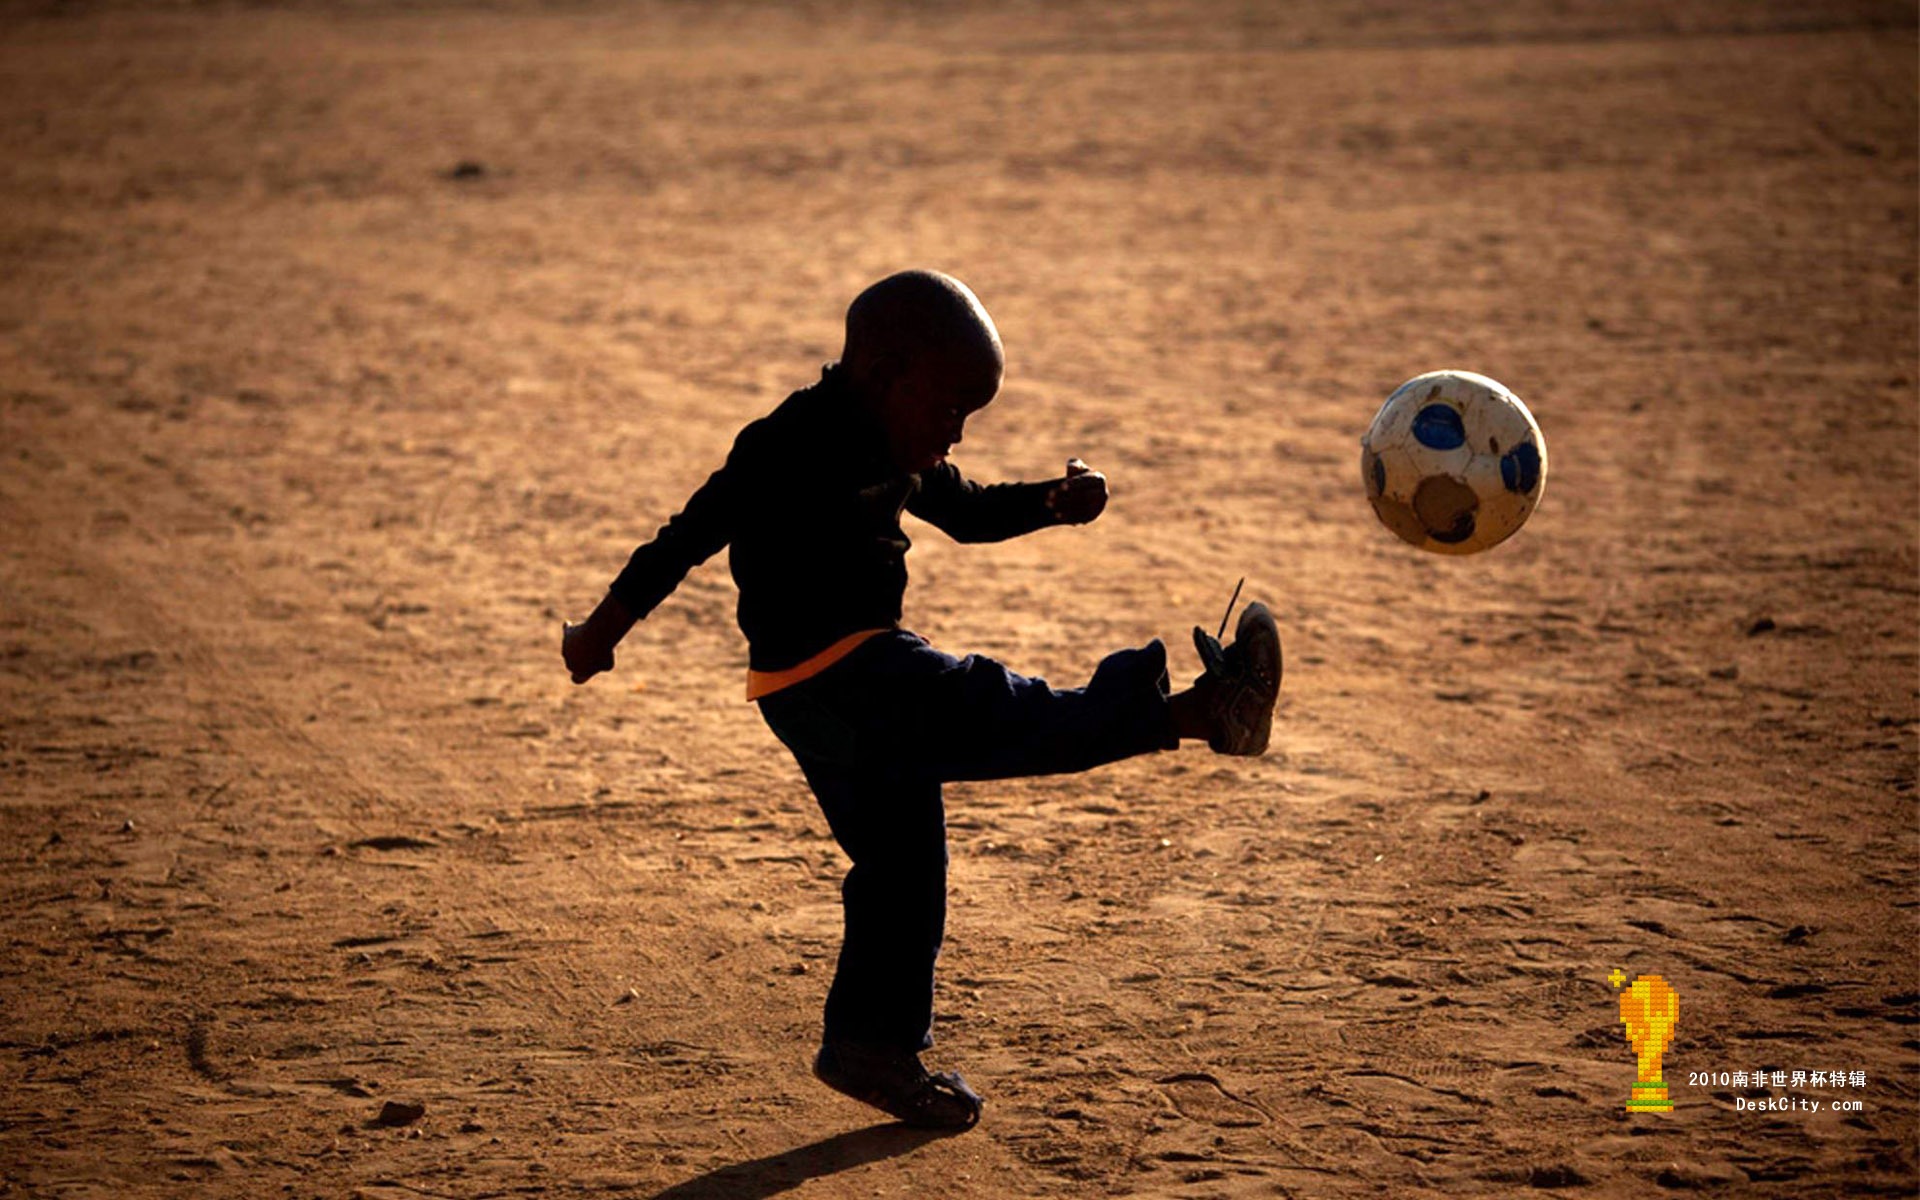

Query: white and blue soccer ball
1360;370;1548;555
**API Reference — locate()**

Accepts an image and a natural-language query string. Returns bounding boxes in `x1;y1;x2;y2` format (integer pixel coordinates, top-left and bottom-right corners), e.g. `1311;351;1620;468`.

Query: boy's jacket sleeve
606;433;751;619
906;463;1057;544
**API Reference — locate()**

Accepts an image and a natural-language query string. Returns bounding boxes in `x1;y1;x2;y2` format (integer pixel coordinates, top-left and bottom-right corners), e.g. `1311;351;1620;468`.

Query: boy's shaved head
841;270;1004;383
840;270;1006;473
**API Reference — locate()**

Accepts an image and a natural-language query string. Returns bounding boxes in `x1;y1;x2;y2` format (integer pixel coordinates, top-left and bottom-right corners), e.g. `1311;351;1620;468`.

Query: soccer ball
1360;370;1548;555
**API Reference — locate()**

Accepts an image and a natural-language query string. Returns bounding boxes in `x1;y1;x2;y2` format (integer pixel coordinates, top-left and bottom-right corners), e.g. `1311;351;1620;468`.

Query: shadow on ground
645;1123;957;1199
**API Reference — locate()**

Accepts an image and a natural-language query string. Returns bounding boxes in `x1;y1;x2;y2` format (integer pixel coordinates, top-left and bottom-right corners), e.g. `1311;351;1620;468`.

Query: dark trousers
757;631;1179;1052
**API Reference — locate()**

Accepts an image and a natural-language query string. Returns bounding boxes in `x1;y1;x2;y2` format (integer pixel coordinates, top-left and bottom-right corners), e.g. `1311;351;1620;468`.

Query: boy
562;270;1280;1130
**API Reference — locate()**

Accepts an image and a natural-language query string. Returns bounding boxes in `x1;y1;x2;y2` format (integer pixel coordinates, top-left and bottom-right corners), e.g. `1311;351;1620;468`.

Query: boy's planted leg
789;757;982;1129
796;759;947;1052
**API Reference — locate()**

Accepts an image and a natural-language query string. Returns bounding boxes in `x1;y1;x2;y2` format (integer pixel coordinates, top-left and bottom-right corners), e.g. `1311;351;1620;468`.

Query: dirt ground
2;2;1915;1196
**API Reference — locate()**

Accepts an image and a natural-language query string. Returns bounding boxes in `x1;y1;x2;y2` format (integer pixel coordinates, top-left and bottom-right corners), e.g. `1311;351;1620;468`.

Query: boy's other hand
563;594;636;684
1046;457;1108;525
562;620;617;684
564;593;637;684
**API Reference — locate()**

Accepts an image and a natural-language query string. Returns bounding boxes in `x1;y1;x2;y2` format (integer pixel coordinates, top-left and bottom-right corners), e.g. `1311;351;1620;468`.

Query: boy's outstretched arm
563;441;747;685
909;457;1108;543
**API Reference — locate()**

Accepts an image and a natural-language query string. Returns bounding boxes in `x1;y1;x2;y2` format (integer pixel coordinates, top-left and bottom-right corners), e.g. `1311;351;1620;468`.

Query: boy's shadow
644;1123;957;1200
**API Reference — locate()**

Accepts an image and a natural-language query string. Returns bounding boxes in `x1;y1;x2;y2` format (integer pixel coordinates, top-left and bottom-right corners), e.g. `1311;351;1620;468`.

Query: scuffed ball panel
1411;473;1479;544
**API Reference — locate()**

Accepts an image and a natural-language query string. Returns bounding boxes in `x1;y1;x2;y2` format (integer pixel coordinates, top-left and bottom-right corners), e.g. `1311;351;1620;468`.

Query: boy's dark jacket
610;365;1059;672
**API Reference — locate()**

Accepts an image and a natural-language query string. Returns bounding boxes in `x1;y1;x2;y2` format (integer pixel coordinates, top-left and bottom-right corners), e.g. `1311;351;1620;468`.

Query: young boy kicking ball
562;270;1280;1131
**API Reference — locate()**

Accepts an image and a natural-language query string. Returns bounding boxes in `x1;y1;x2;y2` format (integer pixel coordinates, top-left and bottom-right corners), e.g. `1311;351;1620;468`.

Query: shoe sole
1224;602;1282;756
814;1049;982;1130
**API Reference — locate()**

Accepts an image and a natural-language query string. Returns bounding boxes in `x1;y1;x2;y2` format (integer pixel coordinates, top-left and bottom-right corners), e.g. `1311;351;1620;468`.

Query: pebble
376;1100;426;1127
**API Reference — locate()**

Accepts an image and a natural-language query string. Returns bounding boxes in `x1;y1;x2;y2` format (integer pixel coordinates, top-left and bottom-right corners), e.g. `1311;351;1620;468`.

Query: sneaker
1192;600;1282;756
813;1040;983;1131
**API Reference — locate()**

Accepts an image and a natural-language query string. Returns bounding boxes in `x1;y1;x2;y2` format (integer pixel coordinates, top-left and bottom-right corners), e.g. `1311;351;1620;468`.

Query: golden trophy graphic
1610;970;1679;1112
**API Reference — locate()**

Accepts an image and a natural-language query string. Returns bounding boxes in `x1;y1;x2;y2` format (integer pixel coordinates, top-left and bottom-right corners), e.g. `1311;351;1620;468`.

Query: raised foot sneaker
1191;599;1283;757
813;1040;983;1131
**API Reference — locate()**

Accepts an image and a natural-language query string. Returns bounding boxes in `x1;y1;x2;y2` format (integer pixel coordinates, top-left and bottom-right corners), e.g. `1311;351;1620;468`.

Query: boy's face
880;346;1002;473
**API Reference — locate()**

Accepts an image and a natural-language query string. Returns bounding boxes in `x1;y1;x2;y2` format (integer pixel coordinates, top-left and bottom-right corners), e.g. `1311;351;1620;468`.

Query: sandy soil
2;2;1916;1196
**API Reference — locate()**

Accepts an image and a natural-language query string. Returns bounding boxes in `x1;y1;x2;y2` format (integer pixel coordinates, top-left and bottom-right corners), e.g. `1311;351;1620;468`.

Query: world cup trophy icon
1610;970;1679;1112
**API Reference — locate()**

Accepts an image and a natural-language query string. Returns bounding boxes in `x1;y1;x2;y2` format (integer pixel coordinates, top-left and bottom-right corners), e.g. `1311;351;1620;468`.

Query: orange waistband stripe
745;628;891;701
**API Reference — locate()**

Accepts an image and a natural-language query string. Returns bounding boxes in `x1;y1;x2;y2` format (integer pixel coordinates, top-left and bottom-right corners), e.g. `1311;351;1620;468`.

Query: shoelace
1192;577;1247;678
1215;577;1246;642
